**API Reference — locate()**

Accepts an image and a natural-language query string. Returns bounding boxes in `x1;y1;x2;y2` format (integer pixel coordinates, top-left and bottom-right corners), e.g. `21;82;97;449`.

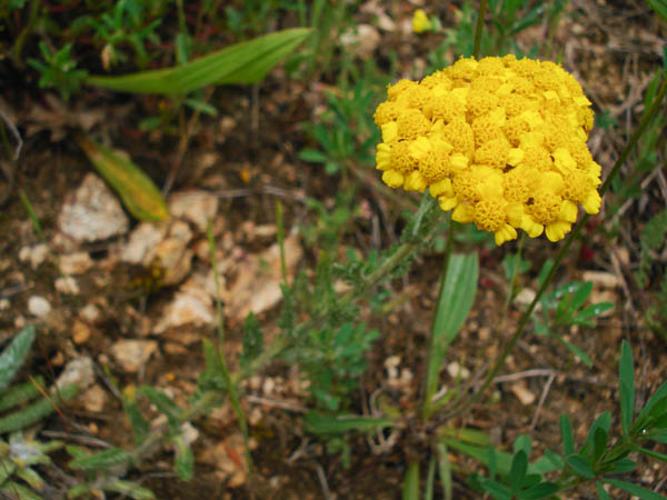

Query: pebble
168;190;219;232
153;288;214;334
72;320;92;344
81;384;108;413
510;382;536;405
58;173;129;243
79;303;101;323
110;339;158;373
18;243;49;269
447;362;471;380
56;356;95;391
59;252;93;275
55;276;79;295
28;295;51;317
582;271;621;289
514;288;537;307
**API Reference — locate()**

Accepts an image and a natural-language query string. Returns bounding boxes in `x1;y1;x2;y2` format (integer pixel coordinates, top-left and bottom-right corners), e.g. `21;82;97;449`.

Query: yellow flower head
373;55;602;245
412;9;432;34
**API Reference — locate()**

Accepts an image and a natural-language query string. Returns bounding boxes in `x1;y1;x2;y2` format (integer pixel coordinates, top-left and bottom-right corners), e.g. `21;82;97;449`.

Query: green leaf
173;434;194;481
521;482;559;500
240;314;264;370
574;302;614;325
86;28;312;94
425;456;436;500
0;326;36;391
103;480;156;500
0;384;77;434
68;447;131;471
508;450;528;492
560;415;574;455
436;442;453;500
0;376;43;412
138;386;182;430
77;136;169;222
565;454;595;479
639;447;667;462
402;461;420;500
560;338;593;367
0;481;42;500
619;340;635;435
606;457;636;474
424;252;479;414
604;478;666;500
596;481;611;500
304;412;393;435
479;478;512;499
298;149;328;163
635;381;667;426
646;0;667;21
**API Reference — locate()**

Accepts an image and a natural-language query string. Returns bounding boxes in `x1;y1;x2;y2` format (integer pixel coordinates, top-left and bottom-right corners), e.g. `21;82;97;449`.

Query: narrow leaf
560;415;574;455
619;340;635;435
304;412;393;435
402;461;420;500
565;454;595;479
424;252;479;414
596;481;611;500
0;326;36;391
173;434;194;481
68;447;131;471
0;384;77;434
77;136;169;222
436;442;453;500
605;478;666;500
508;450;528;492
86;28;311;94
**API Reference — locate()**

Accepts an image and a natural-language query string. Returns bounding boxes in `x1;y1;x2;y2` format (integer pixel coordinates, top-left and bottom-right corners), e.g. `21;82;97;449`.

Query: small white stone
56;356;95;391
58;174;129;243
79;303;101;323
28;295;51;318
510;382;536;405
81;384;108;413
168;190;219;232
514;288;537;307
59;252;93;275
447;362;470;380
582;271;620;289
180;422;199;446
19;244;49;269
110;340;158;373
0;299;9;311
153;289;214;334
55;276;79;295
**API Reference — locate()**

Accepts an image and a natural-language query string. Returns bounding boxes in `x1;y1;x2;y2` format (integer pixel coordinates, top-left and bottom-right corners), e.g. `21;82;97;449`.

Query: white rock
153;289;214;334
0;299;9;311
55;276;79;295
28;295;51;318
79;303;101;323
510;382;536;406
58;174;129;242
168;190;219;232
18;244;49;269
447;362;470;380
110;339;158;373
59;252;93;275
121;223;167;264
514;288;537;307
81;384;108;413
180;422;199;446
56;356;95;391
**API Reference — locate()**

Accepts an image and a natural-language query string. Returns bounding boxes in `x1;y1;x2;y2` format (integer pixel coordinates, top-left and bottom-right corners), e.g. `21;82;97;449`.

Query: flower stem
442;71;667;418
473;0;489;59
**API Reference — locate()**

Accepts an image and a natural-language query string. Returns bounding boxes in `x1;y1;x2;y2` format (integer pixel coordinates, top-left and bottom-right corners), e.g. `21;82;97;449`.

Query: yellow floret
397;109;431;140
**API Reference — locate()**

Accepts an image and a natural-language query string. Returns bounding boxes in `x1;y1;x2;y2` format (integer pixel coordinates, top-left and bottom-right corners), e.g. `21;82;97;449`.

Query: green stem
473;0;488;59
444;71;667;418
504;233;525;312
422;217;455;419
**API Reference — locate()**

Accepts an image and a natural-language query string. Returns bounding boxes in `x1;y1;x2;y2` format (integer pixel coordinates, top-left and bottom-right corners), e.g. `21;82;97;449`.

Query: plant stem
473;0;489;59
443;71;667;419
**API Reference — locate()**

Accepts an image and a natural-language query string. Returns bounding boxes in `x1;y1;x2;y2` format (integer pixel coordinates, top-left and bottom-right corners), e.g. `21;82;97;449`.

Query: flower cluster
374;55;602;244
